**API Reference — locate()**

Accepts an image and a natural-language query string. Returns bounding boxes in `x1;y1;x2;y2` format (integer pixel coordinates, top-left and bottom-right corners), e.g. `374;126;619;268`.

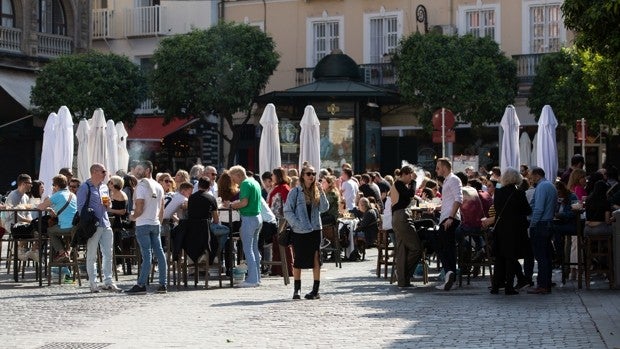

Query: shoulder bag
277;187;299;246
71;184;100;247
487;190;515;256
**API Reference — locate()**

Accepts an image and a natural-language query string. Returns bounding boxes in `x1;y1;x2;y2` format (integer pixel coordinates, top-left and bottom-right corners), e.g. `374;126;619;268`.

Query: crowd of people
1;153;618;297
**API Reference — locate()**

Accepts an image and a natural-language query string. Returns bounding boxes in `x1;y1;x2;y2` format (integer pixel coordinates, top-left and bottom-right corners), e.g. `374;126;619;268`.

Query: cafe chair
47;227;81;286
584;234;614;289
321;223;341;268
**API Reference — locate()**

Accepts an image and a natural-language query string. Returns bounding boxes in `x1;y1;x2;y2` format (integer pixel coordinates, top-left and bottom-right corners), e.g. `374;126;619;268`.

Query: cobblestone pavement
0;248;618;349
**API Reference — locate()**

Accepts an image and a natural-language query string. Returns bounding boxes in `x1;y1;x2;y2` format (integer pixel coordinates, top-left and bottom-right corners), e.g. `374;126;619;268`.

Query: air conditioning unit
431;25;456;36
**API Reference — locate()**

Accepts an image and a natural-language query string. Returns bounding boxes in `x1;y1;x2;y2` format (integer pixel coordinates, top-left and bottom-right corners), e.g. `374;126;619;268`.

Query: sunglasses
304;172;316;177
164;180;173;183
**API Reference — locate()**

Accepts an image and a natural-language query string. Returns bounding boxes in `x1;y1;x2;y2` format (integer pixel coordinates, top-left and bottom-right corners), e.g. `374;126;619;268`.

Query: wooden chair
584;234;614;289
321;223;341;268
457;230;494;287
47;227;81;286
376;229;394;278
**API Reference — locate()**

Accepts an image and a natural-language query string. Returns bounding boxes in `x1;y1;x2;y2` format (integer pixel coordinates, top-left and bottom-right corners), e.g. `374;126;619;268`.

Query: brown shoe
527;287;550;295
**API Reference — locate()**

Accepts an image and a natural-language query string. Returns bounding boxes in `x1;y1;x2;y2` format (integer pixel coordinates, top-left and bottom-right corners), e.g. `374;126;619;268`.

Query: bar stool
376;229;394;278
584;233;614;289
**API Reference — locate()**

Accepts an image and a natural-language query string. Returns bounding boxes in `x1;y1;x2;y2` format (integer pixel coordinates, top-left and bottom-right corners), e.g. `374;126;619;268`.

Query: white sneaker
89;283;100;293
102;284;122;293
435;271;456;291
237;281;259;288
25;250;40;263
17;248;27;261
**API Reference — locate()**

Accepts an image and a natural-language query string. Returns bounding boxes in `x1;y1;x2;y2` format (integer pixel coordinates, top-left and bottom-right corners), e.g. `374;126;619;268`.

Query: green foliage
30;51;147;122
528;48;609;127
150;22;279;166
562;0;620;60
562;0;620;125
396;33;517;129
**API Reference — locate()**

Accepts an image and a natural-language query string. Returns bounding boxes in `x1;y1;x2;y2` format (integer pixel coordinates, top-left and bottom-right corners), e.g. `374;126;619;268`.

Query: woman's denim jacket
283;186;329;234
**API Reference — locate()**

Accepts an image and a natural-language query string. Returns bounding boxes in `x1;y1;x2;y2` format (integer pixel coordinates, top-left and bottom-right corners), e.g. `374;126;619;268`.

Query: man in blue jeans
527;167;558;294
126;160;167;294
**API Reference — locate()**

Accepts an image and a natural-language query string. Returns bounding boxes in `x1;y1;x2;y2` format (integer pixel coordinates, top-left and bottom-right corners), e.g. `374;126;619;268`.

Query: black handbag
277;222;293;246
11;222;34;239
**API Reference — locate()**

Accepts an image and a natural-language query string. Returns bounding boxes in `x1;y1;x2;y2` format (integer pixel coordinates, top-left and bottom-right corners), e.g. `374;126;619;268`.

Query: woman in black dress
491;168;532;295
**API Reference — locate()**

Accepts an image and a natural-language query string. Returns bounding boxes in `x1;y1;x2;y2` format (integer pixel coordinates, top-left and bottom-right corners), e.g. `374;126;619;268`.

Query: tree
562;0;620;60
150;23;280;167
562;0;620;124
31;51;147;122
396;33;517;129
528;48;610;128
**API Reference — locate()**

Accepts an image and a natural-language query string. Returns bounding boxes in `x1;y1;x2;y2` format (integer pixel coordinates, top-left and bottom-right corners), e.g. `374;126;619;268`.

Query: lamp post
416;5;428;34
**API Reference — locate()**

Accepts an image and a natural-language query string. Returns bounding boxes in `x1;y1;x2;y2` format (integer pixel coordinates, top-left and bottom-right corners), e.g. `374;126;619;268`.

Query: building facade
90;0;220;172
223;0;607;175
0;0;90;193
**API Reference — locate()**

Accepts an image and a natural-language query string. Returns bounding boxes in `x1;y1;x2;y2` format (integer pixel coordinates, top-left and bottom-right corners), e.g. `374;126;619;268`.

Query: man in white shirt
126;160;167;295
340;168;359;214
163;182;193;225
203;166;219;198
435;158;463;291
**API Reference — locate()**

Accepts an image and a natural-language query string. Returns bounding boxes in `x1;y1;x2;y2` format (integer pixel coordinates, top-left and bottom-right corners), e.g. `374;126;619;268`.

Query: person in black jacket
489;168;532;295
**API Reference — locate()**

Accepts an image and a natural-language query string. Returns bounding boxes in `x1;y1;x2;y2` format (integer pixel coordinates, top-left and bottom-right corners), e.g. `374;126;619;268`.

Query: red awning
126;117;198;142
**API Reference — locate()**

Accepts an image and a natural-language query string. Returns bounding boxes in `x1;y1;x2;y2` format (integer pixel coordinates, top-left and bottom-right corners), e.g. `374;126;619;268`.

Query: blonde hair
108;175;124;190
228;165;247;179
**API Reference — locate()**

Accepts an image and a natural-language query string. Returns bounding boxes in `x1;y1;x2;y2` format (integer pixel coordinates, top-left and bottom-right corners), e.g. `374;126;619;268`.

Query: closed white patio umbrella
531;133;538;168
519;132;533;168
116;121;130;174
88;108;108;171
298;105;321;172
39;112;58;198
258;103;281;176
54;106;74;172
499;105;521;171
106;119;119;176
76;118;91;182
536;105;559;182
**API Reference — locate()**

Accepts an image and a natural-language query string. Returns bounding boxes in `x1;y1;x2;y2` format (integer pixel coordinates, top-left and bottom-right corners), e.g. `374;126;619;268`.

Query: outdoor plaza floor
0;246;618;349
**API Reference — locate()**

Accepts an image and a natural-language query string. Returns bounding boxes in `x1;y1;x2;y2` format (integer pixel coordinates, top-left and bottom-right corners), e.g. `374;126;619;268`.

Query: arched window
1;0;15;27
38;0;66;35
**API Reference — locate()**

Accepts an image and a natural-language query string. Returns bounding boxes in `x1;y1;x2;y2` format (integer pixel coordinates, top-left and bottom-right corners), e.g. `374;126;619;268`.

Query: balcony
512;53;547;97
125;6;167;37
92;9;111;39
135;98;160;115
37;33;72;57
0;26;22;53
512;53;547;83
295;63;398;88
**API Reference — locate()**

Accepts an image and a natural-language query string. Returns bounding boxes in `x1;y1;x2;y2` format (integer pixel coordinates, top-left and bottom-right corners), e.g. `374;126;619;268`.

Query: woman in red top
268;168;293;276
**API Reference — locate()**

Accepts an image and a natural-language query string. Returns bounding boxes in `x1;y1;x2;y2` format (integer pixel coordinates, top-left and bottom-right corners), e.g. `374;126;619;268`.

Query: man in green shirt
226;165;263;287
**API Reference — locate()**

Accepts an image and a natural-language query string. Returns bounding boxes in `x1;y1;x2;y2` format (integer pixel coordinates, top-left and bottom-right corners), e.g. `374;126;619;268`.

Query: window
369;17;398;63
38;0;66;35
364;10;403;64
93;0;108;9
313;21;339;65
1;0;14;27
529;4;561;53
465;9;495;38
306;14;344;67
457;4;500;43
